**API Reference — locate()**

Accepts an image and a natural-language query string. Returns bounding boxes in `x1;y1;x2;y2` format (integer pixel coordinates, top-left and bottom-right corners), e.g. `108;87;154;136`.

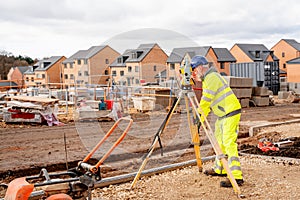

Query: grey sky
0;0;299;59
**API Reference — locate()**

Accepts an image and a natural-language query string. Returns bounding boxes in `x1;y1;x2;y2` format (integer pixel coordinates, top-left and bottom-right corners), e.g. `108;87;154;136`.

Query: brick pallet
251;86;270;106
224;76;252;108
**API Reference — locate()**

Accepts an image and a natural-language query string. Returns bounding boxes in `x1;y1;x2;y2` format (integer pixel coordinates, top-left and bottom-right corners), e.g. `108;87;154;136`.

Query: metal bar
96;156;215;188
33;177;80;187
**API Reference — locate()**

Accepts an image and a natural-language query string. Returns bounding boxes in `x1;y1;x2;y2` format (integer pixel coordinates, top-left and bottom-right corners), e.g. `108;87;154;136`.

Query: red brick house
110;43;168;86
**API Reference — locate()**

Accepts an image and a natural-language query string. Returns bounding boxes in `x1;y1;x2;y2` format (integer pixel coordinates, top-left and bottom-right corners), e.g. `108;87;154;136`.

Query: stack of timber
251;86;270;106
225;76;253;108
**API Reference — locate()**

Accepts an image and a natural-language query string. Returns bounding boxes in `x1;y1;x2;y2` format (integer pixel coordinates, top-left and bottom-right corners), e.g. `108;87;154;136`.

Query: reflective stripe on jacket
199;67;241;120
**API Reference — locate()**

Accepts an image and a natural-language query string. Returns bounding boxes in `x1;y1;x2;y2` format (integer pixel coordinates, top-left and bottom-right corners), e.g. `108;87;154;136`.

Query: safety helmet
190;55;208;69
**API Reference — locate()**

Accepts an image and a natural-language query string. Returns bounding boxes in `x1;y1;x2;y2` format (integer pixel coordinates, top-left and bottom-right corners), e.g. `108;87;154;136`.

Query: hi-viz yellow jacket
199;67;241;122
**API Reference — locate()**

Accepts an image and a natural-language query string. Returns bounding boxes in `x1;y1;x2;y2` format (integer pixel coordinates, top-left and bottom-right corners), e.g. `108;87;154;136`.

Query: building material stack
251;86;270;106
225;77;253;108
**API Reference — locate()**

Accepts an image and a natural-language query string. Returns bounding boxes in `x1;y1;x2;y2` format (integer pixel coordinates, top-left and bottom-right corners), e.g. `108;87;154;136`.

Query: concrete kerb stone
249;119;300;137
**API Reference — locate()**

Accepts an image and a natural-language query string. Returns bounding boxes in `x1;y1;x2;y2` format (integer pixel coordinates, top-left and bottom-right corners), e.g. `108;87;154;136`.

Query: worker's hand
193;115;202;134
198;123;202;134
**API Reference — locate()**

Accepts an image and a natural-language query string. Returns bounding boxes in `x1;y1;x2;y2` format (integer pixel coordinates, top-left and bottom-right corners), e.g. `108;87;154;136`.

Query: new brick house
212;48;236;76
24;56;66;88
286;57;300;82
110;43;168;86
24;66;38;87
167;46;236;80
7;66;30;87
271;39;300;77
62;45;120;87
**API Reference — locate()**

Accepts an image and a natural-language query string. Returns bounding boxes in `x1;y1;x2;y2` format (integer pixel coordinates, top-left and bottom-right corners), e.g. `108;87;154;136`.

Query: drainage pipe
94;155;215;188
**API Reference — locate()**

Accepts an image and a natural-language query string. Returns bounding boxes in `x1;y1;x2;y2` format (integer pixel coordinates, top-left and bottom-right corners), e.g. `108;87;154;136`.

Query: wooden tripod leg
184;95;202;172
130;94;182;189
187;93;242;196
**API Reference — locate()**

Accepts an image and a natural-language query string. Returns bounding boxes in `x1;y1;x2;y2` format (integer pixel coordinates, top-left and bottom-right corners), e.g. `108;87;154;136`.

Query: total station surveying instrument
130;58;244;198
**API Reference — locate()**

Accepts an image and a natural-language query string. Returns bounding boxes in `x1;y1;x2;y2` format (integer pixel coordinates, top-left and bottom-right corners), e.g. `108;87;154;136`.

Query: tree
24;56;34;64
0;50;36;80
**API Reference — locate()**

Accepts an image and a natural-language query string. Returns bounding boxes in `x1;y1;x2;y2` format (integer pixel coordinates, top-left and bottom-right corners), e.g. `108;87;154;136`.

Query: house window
282;52;285;57
283;64;286;69
117;57;122;63
105;59;109;64
78;72;82;76
84;71;89;76
64;64;67;69
70;74;74;79
64;74;68;79
135;66;139;72
105;70;109;75
120;71;124;76
77;59;81;65
26;77;29;81
135;79;139;84
137;51;143;58
132;52;137;59
112;71;117;76
42;74;45;79
154;65;157;71
31;77;34;82
220;62;225;69
84;59;88;64
70;63;73;68
170;64;175;70
128;66;132;72
255;51;260;58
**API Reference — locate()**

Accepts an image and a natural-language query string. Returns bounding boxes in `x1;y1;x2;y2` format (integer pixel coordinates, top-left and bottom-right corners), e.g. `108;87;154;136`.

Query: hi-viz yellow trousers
213;113;243;180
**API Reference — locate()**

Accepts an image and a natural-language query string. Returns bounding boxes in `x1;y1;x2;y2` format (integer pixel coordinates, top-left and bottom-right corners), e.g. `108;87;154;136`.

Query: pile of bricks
251;86;270;106
224;77;253;108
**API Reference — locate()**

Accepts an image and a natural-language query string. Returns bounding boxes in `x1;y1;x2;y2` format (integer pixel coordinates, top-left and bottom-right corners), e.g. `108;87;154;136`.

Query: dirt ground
1;100;300;199
94;156;300;200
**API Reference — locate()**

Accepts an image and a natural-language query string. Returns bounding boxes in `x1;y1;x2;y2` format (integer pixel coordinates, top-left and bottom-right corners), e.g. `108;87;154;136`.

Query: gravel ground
93;156;300;200
93;121;300;200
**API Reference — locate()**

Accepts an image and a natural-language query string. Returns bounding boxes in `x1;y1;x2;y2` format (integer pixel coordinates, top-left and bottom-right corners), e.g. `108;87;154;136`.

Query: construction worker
190;55;244;187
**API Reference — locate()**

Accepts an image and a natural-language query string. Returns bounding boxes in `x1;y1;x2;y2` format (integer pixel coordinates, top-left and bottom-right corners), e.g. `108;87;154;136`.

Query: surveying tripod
130;58;243;197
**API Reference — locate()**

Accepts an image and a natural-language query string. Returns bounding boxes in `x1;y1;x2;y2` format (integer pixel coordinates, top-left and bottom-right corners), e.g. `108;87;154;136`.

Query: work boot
204;168;227;177
220;178;244;187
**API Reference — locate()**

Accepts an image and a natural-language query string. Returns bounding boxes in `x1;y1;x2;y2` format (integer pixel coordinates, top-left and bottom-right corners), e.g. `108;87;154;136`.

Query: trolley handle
81;117;133;173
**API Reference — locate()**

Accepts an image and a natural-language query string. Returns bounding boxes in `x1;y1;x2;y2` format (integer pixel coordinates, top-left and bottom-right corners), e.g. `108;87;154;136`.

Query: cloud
0;0;299;58
103;28;199;55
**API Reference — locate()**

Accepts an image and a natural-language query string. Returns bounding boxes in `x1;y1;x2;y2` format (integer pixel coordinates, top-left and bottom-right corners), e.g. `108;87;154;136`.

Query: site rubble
0;91;300;199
